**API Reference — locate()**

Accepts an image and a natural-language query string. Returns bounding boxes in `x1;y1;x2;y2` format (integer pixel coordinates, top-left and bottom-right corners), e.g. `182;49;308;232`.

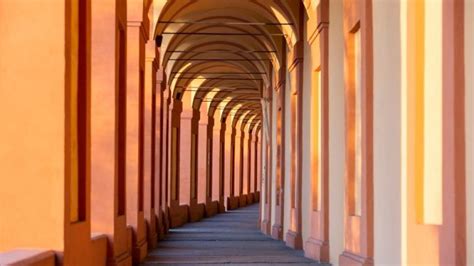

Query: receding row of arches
0;0;473;265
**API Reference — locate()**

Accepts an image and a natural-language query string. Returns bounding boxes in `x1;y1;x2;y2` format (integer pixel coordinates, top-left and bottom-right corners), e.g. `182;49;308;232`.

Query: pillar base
145;211;158;249
261;219;271;235
155;213;163;240
285;230;303;249
304;237;329;262
146;229;158;250
239;195;248;207
271;224;283;240
111;250;132;266
162;207;170;235
169;205;189;228
247;193;255;204
205;201;219;217
339;251;374;266
189;203;205;222
132;238;147;264
218;201;226;213
254;191;260;202
226;196;239;210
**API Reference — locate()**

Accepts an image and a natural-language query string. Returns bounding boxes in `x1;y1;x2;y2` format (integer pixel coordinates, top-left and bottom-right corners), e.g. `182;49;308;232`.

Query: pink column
249;128;257;201
168;100;189;227
198;116;208;205
240;128;249;207
220;122;229;211
256;126;263;226
90;0;130;263
179;111;192;206
143;41;158;249
234;127;242;208
246;129;253;203
188;109;205;222
211;118;225;212
262;87;273;235
272;56;287;240
154;70;165;238
305;0;330;261
162;88;171;232
204;116;219;216
236;128;242;198
285;40;304;250
126;20;148;262
226;123;238;209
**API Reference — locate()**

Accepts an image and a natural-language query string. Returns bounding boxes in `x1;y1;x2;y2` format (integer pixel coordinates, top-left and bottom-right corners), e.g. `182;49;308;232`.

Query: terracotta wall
0;0;67;252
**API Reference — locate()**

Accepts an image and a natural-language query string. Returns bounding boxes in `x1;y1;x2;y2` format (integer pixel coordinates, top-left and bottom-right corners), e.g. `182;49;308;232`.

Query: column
212;118;225;212
256;126;262;202
188;109;205;222
143;40;157;248
261;118;272;235
225;122;237;209
126;20;148;262
328;0;345;263
272;65;286;240
179;111;192;206
305;0;330;261
239;127;247;207
339;0;373;264
234;126;242;208
168;100;188;227
198;116;208;206
246;128;254;204
285;39;304;249
221;122;229;211
154;70;165;239
205;116;219;216
90;0;131;264
161;87;171;232
249;126;258;201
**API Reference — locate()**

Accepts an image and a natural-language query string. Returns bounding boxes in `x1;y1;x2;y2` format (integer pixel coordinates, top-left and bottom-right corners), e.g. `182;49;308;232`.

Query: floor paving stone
142;204;325;265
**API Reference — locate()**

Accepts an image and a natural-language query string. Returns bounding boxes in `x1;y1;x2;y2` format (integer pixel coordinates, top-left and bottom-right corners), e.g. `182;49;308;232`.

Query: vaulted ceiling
153;0;305;130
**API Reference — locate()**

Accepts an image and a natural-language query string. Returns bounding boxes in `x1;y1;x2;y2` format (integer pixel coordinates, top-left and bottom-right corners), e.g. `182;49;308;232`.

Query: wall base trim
271;224;284;240
261;219;272;235
339;251;373;266
169;205;189;228
132;238;148;264
304;237;329;262
189;203;205;222
285;230;303;249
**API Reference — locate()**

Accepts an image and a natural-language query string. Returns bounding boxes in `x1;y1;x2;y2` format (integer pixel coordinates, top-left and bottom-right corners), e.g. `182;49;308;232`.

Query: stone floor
142;204;324;265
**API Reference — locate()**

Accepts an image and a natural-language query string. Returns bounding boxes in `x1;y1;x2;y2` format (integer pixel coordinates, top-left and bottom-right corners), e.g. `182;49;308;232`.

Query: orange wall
0;0;66;251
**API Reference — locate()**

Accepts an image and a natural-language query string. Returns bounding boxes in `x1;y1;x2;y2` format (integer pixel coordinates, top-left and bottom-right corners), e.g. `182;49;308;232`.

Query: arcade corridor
0;0;473;265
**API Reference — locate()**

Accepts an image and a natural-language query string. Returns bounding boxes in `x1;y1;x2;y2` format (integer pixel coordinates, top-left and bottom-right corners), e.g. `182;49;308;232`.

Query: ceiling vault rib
157;20;293;26
171;72;267;74
176;86;259;92
176;77;262;81
168;51;276;54
162;32;285;36
169;58;270;61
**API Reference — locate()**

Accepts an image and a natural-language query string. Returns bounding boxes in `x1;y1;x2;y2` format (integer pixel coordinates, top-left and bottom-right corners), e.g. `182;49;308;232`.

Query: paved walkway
142;204;322;265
